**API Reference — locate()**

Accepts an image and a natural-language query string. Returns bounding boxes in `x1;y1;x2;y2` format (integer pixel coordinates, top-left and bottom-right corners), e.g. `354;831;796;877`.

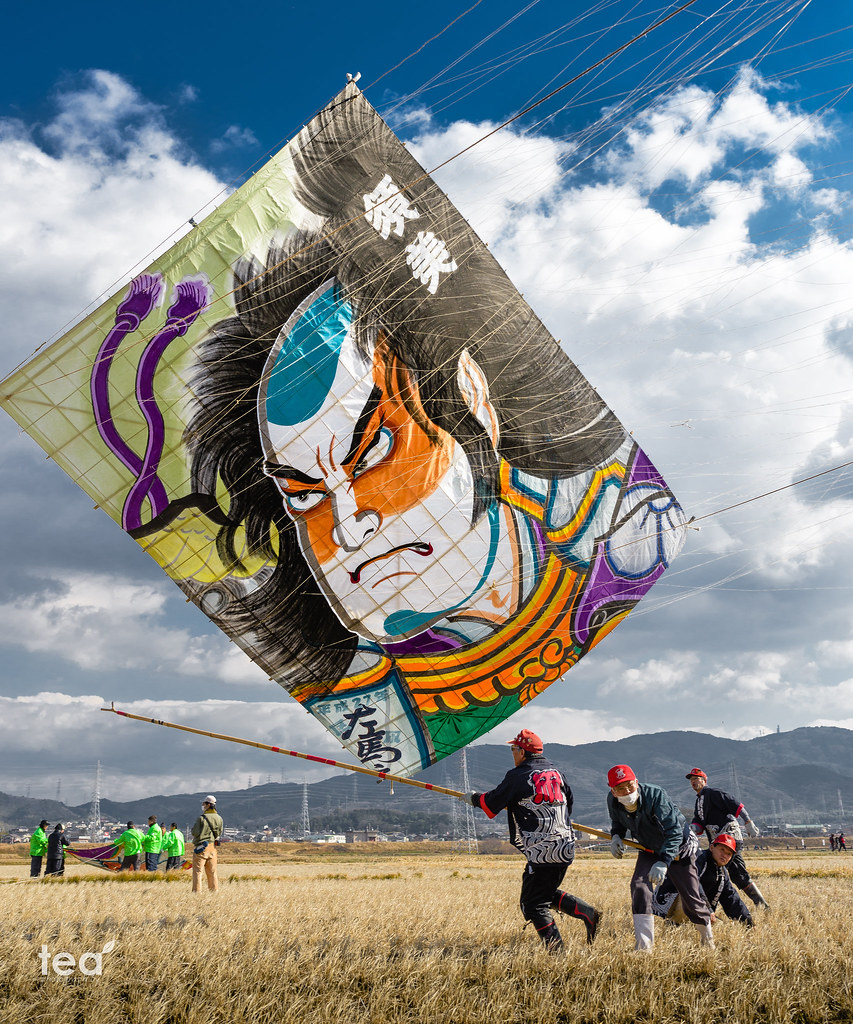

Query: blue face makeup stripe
382;501;501;638
265;282;354;427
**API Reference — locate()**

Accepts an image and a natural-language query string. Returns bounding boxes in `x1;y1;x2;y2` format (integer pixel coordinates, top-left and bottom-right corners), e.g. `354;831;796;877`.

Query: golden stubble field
1;846;851;1024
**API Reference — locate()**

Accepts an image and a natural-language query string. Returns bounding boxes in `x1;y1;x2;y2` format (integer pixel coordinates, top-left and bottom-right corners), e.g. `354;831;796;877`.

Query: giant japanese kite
0;84;687;775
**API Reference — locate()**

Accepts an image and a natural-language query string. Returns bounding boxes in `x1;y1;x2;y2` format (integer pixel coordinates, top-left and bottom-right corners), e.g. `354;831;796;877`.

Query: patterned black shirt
474;755;576;864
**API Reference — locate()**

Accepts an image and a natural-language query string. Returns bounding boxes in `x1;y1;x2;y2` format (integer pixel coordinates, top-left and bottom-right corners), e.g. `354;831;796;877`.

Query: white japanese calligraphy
363;174;420;240
405;231;458;293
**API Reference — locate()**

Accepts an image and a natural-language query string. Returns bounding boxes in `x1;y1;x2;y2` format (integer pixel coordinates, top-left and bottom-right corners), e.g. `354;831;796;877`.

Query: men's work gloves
649;861;668;886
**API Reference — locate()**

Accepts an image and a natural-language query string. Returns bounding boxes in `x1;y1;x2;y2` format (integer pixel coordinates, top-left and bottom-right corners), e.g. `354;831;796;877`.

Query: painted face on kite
259;280;497;643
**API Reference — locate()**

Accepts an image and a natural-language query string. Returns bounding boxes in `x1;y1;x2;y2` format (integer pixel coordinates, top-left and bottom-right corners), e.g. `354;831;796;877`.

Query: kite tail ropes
101;704;648;850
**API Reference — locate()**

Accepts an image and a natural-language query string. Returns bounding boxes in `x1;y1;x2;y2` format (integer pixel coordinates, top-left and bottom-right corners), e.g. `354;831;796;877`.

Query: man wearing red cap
685;768;769;909
607;764;713;950
469;729;601;951
652;833;753;927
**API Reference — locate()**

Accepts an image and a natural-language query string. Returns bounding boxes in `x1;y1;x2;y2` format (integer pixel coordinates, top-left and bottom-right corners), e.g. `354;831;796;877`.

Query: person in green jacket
163;822;186;871
29;819;50;877
116;821;143;870
143;815;163;871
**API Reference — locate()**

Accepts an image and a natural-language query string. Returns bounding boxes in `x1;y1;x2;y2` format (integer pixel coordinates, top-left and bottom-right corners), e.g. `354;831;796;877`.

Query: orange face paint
263;327;498;644
271;340;453;566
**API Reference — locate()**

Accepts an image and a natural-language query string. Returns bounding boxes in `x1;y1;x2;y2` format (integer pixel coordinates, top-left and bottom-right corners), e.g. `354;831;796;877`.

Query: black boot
536;920;564;951
743;881;770;909
555;891;602;945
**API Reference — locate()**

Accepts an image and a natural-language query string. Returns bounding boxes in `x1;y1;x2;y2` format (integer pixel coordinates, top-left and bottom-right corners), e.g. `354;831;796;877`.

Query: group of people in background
470;731;775;953
27;797;223;888
829;832;847;851
112;796;225;891
115;817;186;871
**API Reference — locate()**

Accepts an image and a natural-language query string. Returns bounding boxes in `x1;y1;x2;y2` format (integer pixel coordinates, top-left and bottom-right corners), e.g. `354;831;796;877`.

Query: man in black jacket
653;833;753;927
45;823;71;877
686;767;769;909
469;729;600;950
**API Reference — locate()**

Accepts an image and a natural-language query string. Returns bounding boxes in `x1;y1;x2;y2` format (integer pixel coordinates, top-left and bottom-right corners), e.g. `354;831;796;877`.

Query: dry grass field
1;845;851;1024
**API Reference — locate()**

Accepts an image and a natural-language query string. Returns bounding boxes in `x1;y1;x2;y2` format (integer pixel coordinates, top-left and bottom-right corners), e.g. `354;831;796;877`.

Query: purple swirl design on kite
91;274;164;486
121;276;211;531
571;446;682;647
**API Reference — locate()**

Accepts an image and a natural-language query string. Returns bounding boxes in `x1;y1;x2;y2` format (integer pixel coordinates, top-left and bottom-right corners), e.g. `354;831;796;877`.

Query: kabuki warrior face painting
1;82;688;776
258;281;499;643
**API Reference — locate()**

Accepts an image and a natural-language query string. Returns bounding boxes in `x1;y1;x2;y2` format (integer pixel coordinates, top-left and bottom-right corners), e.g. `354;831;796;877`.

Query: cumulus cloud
0;70;225;366
472;706;636;748
413;70;853;600
604;69;832;192
601;655;700;697
0;571;267;684
411;119;573;240
210;124;259;153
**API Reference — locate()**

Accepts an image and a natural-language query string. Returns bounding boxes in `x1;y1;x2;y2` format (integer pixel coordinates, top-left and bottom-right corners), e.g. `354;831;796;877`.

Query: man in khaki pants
191;796;224;892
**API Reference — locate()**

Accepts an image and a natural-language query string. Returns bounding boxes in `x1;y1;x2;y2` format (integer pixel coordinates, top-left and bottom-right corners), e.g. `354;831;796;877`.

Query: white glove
649;861;668;886
610;835;625;859
746;820;760;838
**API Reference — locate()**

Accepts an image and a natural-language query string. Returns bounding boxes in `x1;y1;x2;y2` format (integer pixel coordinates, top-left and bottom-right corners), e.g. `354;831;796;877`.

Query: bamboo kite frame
101;705;648;850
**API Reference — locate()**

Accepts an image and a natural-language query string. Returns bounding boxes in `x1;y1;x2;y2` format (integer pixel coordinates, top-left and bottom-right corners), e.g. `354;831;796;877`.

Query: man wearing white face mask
607;765;712;951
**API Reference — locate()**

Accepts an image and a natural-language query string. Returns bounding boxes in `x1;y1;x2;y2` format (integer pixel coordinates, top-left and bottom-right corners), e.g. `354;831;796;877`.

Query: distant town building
346;830;381;843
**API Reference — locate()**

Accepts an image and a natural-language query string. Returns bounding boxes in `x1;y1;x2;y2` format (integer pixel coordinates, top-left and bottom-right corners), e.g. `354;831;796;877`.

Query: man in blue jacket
607;764;713;951
470;729;601;951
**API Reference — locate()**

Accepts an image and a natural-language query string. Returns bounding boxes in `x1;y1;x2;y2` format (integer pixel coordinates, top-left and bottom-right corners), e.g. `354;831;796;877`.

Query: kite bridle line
101;704;648;850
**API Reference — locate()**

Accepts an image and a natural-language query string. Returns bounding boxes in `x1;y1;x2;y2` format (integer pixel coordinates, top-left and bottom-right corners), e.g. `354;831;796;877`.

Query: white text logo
38;940;116;976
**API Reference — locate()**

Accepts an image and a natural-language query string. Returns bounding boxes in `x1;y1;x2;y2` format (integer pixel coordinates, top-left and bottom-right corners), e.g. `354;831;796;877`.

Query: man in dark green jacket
607;764;712;951
45;824;71;876
191;796;224;892
29;820;49;877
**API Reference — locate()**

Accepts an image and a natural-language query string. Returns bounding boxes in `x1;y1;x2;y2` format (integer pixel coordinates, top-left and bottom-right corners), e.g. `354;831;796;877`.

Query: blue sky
2;0;853;803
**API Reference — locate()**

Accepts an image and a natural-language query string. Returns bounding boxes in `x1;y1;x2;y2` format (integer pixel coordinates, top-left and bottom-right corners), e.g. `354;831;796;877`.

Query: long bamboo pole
100;705;647;849
101;704;463;797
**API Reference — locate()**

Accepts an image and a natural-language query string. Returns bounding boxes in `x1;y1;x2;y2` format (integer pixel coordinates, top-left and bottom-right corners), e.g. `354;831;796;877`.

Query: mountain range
1;726;850;832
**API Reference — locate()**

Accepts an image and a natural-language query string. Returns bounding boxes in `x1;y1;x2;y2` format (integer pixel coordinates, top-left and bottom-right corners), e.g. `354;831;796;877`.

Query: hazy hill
2;726;850;832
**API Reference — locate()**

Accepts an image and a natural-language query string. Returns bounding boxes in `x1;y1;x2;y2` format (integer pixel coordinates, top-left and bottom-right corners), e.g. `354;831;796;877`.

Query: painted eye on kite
268;475;327;512
351;426;394;479
283;489;327;512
